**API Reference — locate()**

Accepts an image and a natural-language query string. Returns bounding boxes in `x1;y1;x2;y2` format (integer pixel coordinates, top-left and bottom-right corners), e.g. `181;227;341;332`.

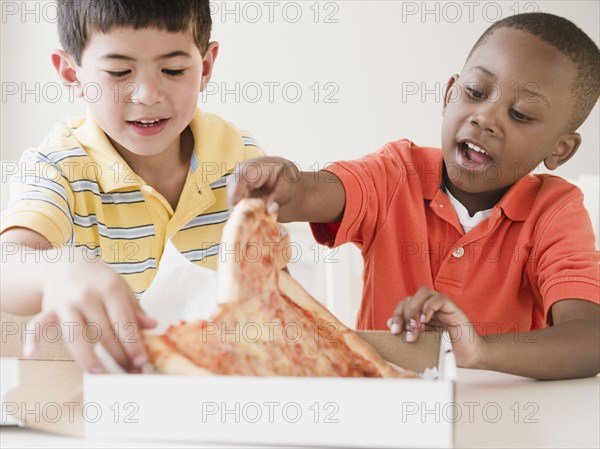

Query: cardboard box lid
1;311;73;361
358;330;442;374
3;359;83;436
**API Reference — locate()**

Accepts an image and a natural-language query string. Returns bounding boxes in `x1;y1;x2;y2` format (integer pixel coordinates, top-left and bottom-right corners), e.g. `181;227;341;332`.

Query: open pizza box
2;238;457;448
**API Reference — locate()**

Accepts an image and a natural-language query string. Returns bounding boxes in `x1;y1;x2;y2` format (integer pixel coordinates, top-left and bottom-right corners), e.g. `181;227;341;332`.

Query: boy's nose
128;77;165;105
469;108;500;135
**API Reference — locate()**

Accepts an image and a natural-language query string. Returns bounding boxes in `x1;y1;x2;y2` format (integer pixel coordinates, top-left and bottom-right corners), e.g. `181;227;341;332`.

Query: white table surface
2;368;598;449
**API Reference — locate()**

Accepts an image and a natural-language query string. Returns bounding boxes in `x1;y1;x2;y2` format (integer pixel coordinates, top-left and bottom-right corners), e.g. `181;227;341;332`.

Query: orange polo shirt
311;140;600;335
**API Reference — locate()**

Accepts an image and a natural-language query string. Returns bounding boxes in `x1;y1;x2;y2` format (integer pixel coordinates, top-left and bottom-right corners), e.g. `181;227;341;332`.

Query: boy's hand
228;156;300;215
387;287;483;368
24;250;157;373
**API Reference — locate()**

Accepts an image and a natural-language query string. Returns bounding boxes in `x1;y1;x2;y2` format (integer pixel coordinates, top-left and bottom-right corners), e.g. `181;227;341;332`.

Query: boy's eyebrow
473;65;496;78
472;65;550;109
101;51;193;61
521;87;550;109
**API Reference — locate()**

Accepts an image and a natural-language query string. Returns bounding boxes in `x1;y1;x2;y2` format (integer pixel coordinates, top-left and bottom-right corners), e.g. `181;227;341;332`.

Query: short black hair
58;0;212;65
468;12;600;131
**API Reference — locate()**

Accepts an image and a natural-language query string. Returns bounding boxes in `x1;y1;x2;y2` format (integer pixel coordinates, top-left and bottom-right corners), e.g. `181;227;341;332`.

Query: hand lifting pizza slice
144;198;416;378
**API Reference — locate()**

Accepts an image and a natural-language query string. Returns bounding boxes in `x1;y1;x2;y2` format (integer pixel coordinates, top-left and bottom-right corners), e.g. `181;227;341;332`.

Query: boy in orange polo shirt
229;13;600;380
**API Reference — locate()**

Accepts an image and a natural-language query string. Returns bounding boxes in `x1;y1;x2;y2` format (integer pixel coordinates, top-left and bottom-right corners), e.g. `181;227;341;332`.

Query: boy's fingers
133;303;157;329
58;307;107;373
105;290;151;369
267;201;280;216
228;157;296;210
405;288;435;319
136;310;158;329
421;293;463;325
80;301;131;371
235;159;273;190
266;165;298;210
388;299;409;335
402;288;437;342
421;295;446;320
227;171;253;208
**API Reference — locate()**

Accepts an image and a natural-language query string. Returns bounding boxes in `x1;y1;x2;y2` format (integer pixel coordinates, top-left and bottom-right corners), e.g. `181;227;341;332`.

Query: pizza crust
144;334;214;375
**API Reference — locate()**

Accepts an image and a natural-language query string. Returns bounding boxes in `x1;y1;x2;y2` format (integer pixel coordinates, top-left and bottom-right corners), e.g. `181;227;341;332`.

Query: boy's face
59;27;214;158
441;28;580;194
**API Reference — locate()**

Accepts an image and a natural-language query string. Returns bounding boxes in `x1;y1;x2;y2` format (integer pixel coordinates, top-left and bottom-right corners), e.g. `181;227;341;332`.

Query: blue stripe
71;180;101;195
45;147;88;164
181;210;230;231
209;176;228;190
181;243;221;262
242;137;260;148
108;258;156;275
190;151;199;172
23;151;53;165
11;175;68;203
73;214;97;227
100;191;144;204
73;214;155;239
74;245;102;258
9;192;71;221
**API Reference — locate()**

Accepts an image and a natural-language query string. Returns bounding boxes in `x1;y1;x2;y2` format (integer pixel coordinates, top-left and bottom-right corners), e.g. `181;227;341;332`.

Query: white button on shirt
452;247;465;258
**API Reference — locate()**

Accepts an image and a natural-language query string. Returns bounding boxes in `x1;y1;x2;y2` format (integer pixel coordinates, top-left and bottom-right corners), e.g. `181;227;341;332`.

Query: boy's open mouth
128;118;167;128
126;117;170;136
458;140;493;166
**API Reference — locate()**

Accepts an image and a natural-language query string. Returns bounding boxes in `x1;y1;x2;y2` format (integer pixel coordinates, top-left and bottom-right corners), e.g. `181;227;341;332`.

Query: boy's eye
163;69;185;77
510;109;534;122
106;70;131;78
465;86;486;100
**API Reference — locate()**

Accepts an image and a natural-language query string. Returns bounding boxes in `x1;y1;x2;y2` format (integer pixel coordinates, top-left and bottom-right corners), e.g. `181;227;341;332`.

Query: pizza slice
145;198;415;378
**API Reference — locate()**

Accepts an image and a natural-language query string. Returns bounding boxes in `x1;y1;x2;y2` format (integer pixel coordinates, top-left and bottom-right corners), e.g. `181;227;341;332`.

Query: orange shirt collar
420;148;538;223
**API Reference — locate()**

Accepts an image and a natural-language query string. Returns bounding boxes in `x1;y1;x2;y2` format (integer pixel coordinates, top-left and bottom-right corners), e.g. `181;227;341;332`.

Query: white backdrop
1;0;599;325
1;1;599;196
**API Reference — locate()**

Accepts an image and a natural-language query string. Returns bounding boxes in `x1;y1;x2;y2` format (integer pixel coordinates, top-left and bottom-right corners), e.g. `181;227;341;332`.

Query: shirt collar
70;108;245;193
416;144;538;222
70;110;141;192
495;175;540;221
186;108;246;190
416;145;445;200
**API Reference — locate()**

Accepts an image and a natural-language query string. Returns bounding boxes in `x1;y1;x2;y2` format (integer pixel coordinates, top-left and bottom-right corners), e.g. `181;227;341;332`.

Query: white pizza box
1;242;456;447
82;330;456;448
1;328;456;447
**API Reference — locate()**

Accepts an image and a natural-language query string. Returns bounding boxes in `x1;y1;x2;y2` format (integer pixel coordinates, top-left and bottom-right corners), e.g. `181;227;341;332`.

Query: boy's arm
389;288;599;380
228;156;346;223
477;299;599;379
1;228;56;315
1;228;156;373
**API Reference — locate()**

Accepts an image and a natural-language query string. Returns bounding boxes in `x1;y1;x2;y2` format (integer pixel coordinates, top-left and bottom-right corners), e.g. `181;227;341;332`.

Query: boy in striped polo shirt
1;0;275;373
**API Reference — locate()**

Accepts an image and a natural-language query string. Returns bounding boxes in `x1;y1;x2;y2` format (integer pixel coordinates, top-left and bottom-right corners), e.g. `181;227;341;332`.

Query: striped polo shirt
1;108;269;299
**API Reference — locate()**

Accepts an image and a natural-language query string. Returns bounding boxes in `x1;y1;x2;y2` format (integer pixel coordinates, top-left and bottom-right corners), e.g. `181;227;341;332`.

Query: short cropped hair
58;0;212;65
468;12;600;131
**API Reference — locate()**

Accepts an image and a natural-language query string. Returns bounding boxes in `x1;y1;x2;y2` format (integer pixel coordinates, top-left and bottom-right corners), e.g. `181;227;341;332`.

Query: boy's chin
447;179;510;195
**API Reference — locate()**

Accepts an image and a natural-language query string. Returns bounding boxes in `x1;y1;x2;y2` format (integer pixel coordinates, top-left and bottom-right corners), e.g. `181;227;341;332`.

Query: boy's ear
51;49;83;97
543;132;582;170
199;41;220;92
442;74;460;116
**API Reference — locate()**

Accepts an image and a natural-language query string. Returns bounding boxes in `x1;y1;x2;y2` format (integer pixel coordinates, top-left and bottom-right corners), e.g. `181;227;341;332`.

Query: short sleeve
534;189;600;319
310;142;412;251
1;151;74;246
